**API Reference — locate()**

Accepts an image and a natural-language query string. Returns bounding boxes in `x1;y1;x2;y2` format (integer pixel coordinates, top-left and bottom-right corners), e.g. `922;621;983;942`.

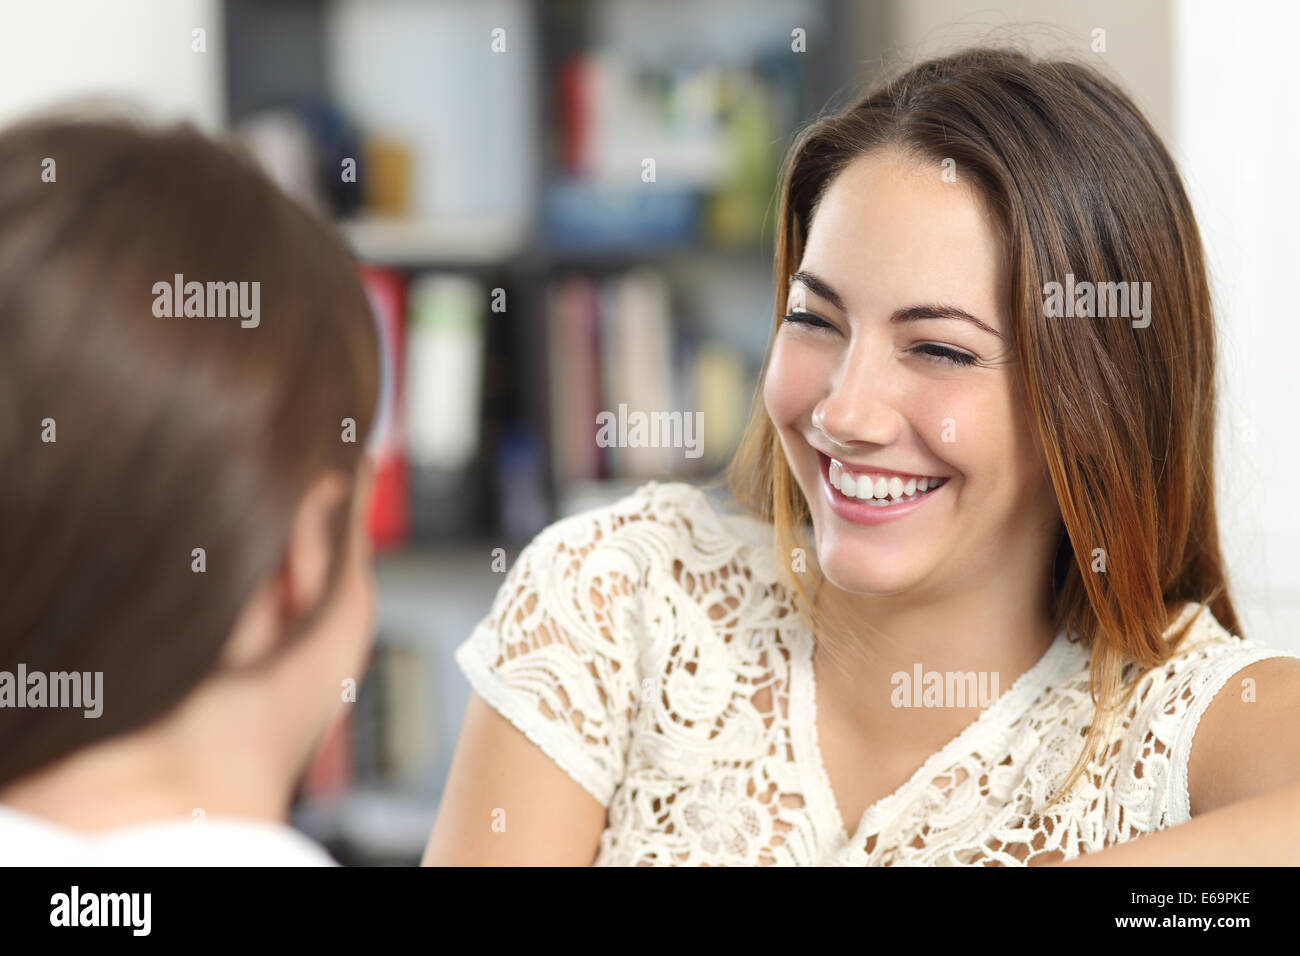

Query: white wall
1174;0;1300;651
0;0;224;128
885;0;1172;141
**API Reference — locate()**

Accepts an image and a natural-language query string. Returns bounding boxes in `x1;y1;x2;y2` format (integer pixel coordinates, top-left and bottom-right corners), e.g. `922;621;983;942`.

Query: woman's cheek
907;371;984;465
763;336;821;427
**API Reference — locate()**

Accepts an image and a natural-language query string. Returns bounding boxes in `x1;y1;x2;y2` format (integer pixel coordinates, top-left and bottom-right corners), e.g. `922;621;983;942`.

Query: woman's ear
217;470;354;673
277;469;353;626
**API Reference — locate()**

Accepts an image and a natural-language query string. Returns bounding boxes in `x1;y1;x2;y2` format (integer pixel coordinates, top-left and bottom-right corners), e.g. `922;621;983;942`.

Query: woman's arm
421;691;608;866
1059;779;1300;865
1058;656;1300;865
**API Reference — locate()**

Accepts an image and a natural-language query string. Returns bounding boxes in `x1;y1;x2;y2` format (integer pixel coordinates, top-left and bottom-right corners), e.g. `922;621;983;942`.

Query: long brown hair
0;118;380;788
728;48;1237;801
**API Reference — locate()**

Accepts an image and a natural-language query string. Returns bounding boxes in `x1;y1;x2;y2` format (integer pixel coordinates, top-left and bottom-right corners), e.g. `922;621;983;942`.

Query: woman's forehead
798;152;1009;324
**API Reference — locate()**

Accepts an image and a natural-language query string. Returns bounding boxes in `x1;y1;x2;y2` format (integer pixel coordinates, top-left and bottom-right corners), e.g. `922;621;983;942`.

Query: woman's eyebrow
789;270;845;311
789;270;1001;339
893;304;1003;339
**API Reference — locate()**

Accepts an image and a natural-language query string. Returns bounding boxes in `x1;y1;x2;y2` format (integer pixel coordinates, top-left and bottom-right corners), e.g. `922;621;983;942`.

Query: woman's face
763;148;1060;600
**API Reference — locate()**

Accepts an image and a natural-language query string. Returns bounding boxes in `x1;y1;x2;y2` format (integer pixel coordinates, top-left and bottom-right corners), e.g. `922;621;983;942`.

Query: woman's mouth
819;454;949;524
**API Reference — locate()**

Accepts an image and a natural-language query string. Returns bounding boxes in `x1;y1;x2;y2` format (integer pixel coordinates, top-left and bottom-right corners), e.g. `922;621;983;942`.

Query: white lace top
455;481;1295;866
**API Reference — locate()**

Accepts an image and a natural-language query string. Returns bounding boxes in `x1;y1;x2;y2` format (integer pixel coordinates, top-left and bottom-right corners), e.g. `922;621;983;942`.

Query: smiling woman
733;47;1260;813
424;47;1300;867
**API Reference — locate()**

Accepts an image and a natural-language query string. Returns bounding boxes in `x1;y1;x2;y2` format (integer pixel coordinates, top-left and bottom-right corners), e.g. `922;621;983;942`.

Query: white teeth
828;459;947;504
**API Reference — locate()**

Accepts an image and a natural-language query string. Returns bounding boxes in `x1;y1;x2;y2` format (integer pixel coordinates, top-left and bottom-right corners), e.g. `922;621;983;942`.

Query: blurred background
1;0;1296;864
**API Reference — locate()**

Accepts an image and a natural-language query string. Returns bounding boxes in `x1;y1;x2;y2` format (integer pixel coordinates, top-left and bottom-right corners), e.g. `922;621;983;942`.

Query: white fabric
456;481;1296;866
0;804;337;866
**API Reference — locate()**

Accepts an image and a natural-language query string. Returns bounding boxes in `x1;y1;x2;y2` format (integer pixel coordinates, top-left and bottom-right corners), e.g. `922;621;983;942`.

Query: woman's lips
817;453;949;525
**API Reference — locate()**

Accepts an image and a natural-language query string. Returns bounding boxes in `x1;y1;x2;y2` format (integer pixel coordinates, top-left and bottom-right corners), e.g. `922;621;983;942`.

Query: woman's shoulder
1139;601;1294;684
1026;603;1292;766
456;482;786;809
1087;602;1297;830
1057;601;1299;733
523;481;781;588
1046;602;1291;699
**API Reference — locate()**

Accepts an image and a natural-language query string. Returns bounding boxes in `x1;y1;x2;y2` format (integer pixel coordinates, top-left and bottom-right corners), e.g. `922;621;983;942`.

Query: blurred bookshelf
223;0;881;864
341;217;528;266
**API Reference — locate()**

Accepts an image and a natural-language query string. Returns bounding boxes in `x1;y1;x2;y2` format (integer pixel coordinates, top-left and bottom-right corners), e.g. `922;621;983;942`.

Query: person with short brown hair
0;117;381;865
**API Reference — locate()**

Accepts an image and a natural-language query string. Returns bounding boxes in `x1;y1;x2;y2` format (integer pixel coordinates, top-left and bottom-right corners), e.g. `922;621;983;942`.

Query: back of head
0;118;380;788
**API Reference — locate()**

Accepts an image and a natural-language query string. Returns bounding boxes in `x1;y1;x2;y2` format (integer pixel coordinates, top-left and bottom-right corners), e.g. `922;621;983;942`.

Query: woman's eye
911;343;978;367
783;311;835;330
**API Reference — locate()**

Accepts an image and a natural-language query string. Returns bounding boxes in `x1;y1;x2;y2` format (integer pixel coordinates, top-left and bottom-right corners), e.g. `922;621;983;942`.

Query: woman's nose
812;345;903;448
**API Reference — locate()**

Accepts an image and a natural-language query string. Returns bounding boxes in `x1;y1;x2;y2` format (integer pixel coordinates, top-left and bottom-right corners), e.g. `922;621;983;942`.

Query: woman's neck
0;686;297;833
810;572;1058;758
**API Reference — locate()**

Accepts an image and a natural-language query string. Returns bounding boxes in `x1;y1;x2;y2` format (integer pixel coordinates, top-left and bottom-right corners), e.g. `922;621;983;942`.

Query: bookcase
222;0;882;864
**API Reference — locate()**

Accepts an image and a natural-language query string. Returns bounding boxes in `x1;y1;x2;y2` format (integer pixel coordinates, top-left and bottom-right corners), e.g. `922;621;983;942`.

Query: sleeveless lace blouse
454;482;1295;865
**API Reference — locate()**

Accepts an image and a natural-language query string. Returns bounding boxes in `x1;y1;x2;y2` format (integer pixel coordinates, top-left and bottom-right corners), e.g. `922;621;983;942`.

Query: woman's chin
816;549;931;599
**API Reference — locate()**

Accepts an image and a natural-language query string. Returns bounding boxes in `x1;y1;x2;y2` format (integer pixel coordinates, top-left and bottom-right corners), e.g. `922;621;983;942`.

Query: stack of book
548;269;749;484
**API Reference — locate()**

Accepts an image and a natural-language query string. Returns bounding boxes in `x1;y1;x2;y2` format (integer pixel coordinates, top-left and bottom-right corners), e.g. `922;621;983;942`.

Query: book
360;265;410;552
548;275;604;482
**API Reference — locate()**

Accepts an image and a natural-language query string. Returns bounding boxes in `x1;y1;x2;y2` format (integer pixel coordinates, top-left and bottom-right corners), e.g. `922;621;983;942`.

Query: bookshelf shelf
340;216;529;266
536;237;770;267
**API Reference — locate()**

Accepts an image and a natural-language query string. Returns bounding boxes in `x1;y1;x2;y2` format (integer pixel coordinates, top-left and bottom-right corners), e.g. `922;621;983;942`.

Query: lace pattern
454;482;1295;865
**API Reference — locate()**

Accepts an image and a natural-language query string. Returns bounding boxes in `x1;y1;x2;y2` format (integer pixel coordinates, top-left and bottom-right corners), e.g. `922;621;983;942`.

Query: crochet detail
455;482;1295;865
